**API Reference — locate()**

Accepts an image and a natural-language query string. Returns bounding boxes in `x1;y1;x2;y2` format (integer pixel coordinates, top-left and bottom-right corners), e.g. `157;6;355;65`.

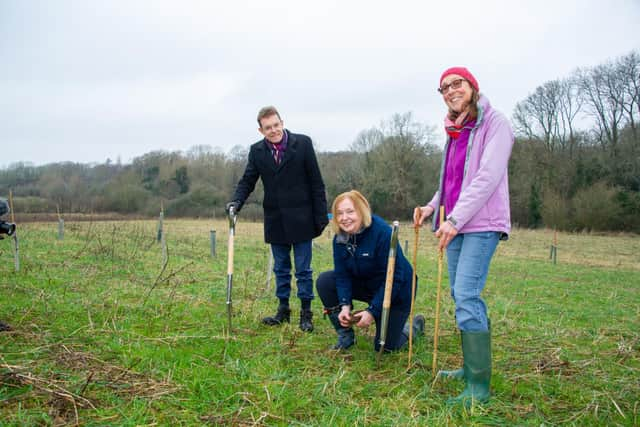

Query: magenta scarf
267;130;288;164
444;110;470;139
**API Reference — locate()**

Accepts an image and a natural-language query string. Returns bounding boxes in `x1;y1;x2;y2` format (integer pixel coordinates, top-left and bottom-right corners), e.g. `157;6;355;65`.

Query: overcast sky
2;0;639;167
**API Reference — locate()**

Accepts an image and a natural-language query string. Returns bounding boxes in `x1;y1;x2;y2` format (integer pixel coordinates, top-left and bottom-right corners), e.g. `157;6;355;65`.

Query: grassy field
0;218;638;426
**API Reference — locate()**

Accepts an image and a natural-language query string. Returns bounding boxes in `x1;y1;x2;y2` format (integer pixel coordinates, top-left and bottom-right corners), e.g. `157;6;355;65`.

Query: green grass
1;219;639;426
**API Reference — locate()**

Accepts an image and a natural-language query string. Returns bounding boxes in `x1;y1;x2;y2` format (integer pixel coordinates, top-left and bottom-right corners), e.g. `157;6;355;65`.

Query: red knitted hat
440;67;479;92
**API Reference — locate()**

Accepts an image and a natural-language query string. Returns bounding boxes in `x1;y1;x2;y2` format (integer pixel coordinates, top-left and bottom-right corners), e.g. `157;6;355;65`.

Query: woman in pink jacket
414;67;514;406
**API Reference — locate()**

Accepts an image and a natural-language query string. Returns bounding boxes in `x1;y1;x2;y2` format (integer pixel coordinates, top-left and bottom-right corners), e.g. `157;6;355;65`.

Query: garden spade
377;220;400;366
226;206;237;332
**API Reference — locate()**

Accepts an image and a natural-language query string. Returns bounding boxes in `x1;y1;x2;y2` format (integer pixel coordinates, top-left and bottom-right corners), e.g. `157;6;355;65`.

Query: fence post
549;228;558;265
210;230;216;257
58;219;64;240
56;204;64;241
157;204;164;243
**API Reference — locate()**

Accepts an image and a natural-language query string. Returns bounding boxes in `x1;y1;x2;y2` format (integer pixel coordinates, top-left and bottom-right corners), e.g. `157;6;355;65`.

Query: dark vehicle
0;198;16;238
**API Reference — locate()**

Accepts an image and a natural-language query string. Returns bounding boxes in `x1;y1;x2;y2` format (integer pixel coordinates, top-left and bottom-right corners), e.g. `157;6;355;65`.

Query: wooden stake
407;220;420;370
432;206;445;376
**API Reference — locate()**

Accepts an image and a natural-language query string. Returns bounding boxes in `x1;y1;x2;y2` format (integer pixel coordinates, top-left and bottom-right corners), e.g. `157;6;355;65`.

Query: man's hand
225;201;239;215
315;217;329;236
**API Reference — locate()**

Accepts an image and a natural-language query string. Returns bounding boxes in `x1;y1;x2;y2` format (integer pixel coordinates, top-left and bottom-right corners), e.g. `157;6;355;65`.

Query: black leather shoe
299;309;314;332
262;305;291;326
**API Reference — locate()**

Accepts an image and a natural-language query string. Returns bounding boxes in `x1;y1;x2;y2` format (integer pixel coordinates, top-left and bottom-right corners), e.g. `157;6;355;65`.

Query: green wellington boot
447;329;491;407
438;329;464;380
439;319;491;381
438;366;465;380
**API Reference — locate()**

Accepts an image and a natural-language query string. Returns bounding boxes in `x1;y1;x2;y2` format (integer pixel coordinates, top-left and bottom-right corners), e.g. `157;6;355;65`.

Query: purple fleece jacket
429;95;514;235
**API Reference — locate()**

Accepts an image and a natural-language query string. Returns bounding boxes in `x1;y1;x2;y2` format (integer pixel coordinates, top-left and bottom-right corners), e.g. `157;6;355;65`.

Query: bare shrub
571;181;622;231
541;189;571;229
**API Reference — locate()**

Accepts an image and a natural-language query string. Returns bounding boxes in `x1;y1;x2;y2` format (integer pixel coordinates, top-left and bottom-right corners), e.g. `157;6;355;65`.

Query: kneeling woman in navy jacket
316;190;423;351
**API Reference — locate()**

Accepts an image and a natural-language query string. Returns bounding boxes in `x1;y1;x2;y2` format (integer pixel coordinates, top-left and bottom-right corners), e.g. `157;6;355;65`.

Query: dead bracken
1;344;179;425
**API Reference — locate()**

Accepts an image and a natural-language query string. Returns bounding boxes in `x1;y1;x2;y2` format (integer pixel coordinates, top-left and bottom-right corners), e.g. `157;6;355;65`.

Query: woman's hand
435;219;458;250
355;310;374;329
338;306;352;327
413;205;434;227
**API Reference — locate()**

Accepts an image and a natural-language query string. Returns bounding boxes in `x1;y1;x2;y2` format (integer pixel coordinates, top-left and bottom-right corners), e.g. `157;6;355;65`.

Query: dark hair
448;88;480;122
257;106;281;127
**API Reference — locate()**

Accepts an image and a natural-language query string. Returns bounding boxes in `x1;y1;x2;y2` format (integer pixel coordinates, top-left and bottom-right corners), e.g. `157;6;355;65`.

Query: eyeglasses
261;121;283;132
438;78;466;94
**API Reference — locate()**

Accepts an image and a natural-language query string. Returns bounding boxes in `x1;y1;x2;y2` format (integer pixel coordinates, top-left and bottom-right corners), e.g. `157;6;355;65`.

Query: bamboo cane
432;205;445;376
407;218;420;370
377;221;400;366
225;206;237;334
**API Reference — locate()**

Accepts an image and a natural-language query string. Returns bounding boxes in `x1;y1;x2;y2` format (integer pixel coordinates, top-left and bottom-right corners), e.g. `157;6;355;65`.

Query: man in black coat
227;106;328;332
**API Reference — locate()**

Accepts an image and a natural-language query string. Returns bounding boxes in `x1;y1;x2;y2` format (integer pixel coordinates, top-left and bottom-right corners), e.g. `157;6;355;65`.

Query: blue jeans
271;241;314;301
446;232;500;332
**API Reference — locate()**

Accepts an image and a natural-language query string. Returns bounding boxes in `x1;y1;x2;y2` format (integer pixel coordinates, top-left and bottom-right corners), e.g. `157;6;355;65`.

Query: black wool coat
232;131;329;244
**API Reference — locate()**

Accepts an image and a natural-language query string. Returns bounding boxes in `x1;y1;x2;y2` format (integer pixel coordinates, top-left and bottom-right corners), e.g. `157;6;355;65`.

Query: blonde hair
331;190;372;234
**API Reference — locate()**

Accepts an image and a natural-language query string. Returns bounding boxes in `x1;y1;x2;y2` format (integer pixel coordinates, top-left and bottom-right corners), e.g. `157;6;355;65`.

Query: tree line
2;51;638;233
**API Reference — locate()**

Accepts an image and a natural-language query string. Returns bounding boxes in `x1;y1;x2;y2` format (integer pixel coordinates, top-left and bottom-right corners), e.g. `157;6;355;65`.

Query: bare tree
578;62;626;156
349;127;384;153
556;76;583;157
512;101;535;140
513;80;562;152
349;112;438;216
616;51;640;140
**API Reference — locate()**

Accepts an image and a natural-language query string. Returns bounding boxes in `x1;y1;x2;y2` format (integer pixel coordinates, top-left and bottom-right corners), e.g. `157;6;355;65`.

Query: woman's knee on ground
315;270;336;306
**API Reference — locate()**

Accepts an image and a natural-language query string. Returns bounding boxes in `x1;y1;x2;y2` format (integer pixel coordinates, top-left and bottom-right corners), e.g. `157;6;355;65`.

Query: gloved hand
314;217;329;237
225;201;240;215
